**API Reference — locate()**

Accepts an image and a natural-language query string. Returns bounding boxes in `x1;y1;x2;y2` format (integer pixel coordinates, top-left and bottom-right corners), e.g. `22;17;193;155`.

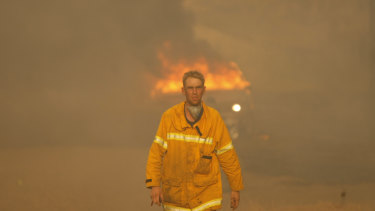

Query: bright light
232;104;241;112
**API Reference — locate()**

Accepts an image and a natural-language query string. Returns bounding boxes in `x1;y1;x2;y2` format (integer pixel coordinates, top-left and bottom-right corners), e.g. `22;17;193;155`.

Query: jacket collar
177;101;208;129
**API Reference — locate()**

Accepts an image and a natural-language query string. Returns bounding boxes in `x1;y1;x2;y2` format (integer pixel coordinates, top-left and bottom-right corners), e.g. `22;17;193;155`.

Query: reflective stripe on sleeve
167;133;213;145
154;136;168;149
163;198;222;211
215;142;233;155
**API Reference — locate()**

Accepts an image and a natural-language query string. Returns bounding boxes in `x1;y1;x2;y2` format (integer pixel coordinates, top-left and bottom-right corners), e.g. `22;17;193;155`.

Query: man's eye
186;86;203;91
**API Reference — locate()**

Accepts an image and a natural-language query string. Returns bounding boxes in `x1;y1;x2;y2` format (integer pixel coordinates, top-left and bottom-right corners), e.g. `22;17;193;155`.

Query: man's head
182;70;206;107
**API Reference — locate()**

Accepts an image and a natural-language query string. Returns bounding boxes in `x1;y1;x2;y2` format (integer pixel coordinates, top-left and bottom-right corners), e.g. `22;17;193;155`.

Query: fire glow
152;42;250;96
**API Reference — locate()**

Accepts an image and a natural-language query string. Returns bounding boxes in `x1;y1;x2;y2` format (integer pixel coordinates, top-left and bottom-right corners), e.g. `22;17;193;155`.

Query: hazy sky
1;0;374;187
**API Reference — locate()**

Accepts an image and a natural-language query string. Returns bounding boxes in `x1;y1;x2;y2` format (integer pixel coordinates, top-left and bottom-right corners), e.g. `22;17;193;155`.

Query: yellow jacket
146;102;243;211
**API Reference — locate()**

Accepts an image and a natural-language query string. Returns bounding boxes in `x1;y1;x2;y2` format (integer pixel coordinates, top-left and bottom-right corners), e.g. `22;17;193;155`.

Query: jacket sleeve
145;113;168;188
215;115;244;191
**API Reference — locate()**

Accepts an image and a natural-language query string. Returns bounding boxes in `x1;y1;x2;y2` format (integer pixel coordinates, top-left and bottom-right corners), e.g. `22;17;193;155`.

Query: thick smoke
0;0;211;147
186;0;375;187
1;1;375;210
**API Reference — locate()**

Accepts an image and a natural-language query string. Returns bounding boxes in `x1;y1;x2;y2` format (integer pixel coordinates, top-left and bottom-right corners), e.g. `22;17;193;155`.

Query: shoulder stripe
154;136;168;149
216;142;233;155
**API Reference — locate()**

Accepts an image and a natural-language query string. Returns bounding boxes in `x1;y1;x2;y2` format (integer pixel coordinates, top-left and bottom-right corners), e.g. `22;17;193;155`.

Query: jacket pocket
194;155;212;175
193;173;217;187
162;177;182;204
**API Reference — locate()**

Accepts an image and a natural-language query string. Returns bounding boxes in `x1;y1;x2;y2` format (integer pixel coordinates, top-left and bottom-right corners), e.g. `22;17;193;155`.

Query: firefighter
146;70;243;211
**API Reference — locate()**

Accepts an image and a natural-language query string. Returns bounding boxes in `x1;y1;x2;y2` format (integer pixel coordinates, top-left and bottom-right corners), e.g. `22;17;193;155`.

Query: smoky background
0;0;374;210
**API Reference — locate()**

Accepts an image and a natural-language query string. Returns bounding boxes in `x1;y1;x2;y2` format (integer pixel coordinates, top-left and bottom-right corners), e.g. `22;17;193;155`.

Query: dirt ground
0;146;374;211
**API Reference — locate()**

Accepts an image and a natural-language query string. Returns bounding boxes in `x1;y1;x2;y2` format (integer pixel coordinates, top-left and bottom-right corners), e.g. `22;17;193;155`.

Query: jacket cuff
145;178;160;188
229;175;244;191
231;185;244;191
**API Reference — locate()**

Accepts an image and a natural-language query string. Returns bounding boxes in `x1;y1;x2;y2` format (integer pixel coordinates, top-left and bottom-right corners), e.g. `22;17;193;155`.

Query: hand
150;186;163;206
230;190;240;210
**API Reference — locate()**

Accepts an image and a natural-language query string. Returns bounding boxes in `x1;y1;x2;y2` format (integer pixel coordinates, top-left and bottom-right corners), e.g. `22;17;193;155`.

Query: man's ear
181;87;185;95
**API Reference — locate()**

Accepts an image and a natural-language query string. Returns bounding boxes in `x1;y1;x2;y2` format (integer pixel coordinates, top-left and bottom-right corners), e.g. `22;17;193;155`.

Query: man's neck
185;102;202;122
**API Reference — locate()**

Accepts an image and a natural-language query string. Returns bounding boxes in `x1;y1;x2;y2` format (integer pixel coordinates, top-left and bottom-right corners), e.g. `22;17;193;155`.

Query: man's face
182;77;205;106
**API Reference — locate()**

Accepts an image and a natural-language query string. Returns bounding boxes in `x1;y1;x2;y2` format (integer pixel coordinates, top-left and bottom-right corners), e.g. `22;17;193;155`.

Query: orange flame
152;42;250;96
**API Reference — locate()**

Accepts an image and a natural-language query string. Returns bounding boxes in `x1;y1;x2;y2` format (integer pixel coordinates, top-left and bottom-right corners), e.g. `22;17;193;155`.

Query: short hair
182;70;205;87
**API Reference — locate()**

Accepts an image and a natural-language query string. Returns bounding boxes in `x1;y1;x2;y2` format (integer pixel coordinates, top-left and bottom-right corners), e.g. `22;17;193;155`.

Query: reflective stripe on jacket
146;101;243;210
